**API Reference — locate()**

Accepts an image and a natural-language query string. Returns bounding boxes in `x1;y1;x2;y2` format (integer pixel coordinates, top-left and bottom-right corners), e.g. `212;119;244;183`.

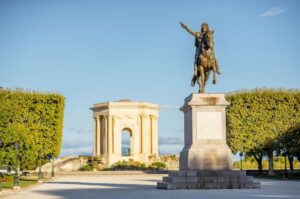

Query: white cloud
62;139;93;149
159;104;180;110
158;137;184;154
64;127;93;135
60;139;93;157
159;137;183;145
260;7;287;17
60;146;93;157
169;128;184;134
159;144;182;155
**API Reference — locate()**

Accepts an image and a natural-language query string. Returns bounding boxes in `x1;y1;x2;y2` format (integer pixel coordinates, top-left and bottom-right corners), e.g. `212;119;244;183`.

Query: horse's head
205;30;214;49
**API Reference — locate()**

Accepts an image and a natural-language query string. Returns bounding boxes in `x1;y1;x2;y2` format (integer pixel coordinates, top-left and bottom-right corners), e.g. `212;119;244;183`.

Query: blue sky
1;0;299;157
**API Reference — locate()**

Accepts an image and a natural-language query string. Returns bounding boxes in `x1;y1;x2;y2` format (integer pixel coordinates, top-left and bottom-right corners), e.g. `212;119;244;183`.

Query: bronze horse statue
180;22;221;93
191;30;220;93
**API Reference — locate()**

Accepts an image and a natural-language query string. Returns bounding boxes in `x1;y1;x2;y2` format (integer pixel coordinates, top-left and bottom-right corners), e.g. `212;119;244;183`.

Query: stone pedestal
157;93;260;189
158;170;260;189
179;93;232;170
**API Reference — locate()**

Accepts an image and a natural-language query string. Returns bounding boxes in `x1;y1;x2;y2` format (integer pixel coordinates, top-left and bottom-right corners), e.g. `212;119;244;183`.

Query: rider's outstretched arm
179;21;197;36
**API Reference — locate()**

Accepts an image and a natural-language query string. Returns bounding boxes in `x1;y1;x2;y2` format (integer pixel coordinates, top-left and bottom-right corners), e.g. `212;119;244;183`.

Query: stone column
151;116;158;156
93;117;97;156
96;115;101;155
143;115;149;154
108;115;113;154
140;115;144;153
112;116;115;154
149;116;153;154
103;115;107;154
147;115;152;154
139;115;144;153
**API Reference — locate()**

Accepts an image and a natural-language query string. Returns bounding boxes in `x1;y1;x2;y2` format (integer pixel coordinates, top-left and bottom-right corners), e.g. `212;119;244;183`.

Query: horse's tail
191;75;197;87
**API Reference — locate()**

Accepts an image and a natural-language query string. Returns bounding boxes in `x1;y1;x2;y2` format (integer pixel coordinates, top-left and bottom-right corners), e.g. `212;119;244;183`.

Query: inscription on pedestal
196;112;222;140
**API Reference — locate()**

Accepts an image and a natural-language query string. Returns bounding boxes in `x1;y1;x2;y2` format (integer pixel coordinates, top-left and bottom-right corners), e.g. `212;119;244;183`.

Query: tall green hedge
226;88;300;172
0;88;65;170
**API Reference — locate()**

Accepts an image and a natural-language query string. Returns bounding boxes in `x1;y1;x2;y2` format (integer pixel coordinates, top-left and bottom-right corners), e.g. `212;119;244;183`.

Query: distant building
90;99;159;167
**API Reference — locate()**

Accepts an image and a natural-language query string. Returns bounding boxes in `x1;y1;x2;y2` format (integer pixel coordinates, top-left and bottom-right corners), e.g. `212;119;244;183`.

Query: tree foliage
276;124;300;169
0;88;65;170
226;88;300;172
233;156;300;170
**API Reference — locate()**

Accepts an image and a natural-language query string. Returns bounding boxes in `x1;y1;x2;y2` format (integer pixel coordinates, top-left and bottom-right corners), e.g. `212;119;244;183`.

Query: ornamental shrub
148;162;167;170
0;88;65;170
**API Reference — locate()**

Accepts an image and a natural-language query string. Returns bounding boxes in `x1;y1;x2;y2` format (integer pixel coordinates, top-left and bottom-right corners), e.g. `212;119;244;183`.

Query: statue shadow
34;181;163;199
45;180;155;189
32;178;297;199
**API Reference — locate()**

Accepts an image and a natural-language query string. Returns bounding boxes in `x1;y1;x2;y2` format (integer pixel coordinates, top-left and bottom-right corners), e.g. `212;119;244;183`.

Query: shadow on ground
46;181;155;189
31;179;300;199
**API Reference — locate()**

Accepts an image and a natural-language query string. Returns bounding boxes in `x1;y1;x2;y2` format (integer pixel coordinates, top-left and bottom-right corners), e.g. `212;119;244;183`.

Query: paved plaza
1;174;300;199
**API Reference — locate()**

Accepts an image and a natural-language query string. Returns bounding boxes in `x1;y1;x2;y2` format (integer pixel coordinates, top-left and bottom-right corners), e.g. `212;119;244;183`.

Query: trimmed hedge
148;162;167;170
105;159;167;171
110;159;146;170
0;88;65;170
233;156;300;170
226;88;300;172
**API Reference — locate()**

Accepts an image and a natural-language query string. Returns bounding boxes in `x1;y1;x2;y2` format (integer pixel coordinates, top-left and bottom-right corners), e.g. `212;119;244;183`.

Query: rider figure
180;22;221;79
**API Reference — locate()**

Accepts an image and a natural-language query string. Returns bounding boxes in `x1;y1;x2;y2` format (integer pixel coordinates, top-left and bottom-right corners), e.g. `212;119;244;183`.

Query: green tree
0;88;65;170
226;89;300;174
276;124;300;170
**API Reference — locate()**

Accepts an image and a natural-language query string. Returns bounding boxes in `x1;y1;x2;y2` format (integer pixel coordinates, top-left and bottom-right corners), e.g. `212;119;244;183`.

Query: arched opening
121;128;131;156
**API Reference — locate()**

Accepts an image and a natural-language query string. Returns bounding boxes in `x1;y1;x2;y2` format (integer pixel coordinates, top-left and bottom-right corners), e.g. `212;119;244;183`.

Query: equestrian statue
180;21;221;93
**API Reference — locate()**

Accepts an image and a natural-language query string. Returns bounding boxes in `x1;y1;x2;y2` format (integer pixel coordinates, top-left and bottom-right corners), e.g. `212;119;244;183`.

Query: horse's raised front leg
200;66;205;93
215;59;221;75
212;70;216;85
211;57;219;85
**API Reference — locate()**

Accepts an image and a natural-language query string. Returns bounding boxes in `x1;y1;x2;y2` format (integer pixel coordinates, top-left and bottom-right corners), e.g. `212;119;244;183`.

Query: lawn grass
0;175;38;189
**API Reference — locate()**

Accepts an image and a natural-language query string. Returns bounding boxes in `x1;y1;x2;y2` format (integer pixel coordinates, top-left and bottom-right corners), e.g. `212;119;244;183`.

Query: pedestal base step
157;170;261;190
